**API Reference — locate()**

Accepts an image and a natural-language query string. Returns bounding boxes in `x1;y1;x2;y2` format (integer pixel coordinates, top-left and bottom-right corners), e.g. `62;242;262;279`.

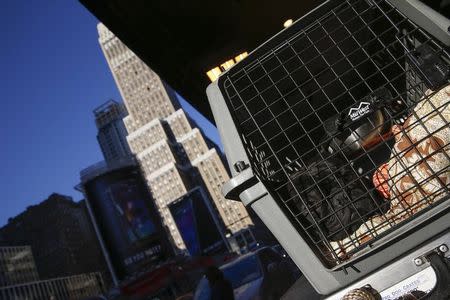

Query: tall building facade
95;100;132;164
98;23;254;253
0;194;108;280
0;246;39;287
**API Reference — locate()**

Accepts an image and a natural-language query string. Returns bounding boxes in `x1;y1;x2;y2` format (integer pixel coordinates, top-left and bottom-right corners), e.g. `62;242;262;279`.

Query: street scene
1;1;449;299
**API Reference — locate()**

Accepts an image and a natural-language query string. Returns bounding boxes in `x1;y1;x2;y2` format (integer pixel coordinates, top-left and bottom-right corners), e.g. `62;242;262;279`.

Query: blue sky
0;1;221;226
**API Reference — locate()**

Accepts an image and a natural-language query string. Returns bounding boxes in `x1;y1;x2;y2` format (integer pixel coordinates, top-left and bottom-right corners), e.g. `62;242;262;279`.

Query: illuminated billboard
108;182;157;243
169;188;226;256
83;165;169;280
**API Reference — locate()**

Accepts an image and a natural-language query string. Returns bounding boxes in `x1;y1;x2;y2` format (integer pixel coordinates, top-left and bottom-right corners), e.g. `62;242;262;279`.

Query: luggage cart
206;0;450;298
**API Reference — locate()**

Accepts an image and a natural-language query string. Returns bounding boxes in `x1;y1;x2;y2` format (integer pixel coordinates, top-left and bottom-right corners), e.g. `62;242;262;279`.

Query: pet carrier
206;0;450;298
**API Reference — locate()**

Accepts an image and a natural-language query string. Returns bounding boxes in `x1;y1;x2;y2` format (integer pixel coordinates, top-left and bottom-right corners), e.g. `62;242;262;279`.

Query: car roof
219;246;273;270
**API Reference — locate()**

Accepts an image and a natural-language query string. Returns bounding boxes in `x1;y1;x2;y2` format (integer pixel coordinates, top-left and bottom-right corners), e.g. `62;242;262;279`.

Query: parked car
193;247;296;300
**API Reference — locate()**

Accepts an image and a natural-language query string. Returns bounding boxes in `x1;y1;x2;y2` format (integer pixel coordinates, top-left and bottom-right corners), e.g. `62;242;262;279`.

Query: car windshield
193;254;262;300
223;254;262;288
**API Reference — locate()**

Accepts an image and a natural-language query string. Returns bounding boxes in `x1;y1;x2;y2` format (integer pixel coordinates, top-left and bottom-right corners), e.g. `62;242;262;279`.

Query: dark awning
79;0;323;122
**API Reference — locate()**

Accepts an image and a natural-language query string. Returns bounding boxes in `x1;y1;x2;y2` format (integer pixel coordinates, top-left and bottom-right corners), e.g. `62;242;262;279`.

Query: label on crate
325;266;436;300
348;101;371;121
379;267;436;299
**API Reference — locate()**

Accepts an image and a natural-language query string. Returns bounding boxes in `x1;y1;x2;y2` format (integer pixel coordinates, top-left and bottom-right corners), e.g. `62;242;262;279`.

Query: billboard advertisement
108;182;156;243
83;166;169;280
169;188;226;256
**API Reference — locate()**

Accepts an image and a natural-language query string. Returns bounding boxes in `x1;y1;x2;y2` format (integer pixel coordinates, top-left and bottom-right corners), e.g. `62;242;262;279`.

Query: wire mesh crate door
221;0;450;267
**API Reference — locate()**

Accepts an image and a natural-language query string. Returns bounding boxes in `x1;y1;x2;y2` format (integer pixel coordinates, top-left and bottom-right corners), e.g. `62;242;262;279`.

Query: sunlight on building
206;52;249;82
206;67;222;82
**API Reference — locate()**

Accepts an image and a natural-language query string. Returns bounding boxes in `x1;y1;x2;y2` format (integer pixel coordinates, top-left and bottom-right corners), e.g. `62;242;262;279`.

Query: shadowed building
0;194;107;280
0;245;106;299
0;272;105;299
95;100;132;164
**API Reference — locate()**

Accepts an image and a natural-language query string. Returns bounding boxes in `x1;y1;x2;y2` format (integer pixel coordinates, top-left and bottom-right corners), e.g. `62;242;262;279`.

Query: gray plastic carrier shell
206;0;450;296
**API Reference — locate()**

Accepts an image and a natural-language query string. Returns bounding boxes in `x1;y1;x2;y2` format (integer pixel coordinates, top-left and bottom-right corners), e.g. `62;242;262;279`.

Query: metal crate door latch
222;161;266;205
233;161;249;173
411;244;450;300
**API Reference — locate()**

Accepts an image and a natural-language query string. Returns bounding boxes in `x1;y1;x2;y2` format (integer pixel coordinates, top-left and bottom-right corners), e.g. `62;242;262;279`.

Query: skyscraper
97;23;255;253
95;100;132;164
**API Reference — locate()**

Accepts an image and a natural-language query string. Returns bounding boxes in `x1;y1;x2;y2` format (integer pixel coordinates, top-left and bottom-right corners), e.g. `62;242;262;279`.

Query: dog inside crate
230;0;450;266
